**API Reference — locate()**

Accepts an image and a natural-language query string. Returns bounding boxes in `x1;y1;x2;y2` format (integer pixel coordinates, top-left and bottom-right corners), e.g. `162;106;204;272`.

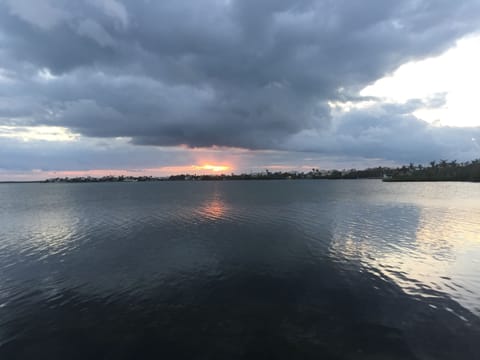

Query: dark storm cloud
0;0;480;161
0;137;196;172
285;101;480;163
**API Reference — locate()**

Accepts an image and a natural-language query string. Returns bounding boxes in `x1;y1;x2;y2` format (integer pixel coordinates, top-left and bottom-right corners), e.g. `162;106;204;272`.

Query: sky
1;0;480;180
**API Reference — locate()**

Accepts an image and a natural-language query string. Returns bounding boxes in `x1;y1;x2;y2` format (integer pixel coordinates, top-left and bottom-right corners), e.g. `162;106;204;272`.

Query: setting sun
193;164;231;173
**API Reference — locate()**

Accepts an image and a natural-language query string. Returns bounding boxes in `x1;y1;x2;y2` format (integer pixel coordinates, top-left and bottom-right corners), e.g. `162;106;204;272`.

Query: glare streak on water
0;180;479;359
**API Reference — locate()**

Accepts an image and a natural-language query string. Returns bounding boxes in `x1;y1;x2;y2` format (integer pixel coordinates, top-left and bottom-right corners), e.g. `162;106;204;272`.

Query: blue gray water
0;180;479;359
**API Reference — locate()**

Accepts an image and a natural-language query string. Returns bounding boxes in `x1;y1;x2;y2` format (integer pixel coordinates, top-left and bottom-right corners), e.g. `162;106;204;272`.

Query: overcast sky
1;0;480;179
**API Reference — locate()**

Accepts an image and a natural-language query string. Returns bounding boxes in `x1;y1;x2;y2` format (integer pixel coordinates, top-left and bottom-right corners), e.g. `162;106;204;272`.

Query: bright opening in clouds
361;35;480;128
0;0;480;179
193;164;231;173
0;125;78;142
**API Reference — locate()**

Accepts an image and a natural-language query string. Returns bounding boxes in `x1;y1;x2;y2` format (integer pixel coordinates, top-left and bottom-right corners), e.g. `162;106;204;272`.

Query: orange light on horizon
193;164;231;173
1;162;236;181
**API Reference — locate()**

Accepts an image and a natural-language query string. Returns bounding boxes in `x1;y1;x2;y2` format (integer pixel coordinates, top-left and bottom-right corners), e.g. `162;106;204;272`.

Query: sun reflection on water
195;191;229;221
330;204;480;315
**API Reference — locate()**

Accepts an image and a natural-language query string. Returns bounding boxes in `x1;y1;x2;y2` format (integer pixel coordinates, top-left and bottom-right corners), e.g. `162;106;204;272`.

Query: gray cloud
76;19;116;47
0;137;192;172
285;102;480;163
0;136;399;180
0;0;480;170
3;0;70;30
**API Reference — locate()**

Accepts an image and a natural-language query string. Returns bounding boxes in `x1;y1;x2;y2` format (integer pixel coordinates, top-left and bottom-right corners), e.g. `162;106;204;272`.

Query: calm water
0;180;479;359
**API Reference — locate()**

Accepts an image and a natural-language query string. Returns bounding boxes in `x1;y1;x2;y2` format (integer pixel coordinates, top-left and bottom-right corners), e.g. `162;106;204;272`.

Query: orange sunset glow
0;163;235;181
192;164;231;173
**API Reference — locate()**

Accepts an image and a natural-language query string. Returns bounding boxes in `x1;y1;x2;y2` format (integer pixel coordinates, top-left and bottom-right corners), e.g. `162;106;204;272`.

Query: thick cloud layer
1;0;480;171
286;101;480;163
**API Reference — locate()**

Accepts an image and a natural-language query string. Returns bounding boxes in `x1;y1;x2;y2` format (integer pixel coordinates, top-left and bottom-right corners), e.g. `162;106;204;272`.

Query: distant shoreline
2;158;479;183
0;178;378;184
0;181;46;184
1;178;479;184
383;178;480;183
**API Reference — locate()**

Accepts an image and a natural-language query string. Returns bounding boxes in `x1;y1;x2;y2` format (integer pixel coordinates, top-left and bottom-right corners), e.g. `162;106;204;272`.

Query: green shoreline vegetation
21;158;476;183
1;159;478;184
382;159;480;182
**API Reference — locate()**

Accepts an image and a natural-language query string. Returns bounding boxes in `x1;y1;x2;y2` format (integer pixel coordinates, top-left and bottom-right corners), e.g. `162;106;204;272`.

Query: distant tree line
168;167;392;181
45;175;159;183
384;159;480;182
44;159;480;183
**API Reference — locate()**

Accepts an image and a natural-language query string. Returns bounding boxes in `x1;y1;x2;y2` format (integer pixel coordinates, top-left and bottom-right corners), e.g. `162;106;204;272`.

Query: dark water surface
0;180;479;359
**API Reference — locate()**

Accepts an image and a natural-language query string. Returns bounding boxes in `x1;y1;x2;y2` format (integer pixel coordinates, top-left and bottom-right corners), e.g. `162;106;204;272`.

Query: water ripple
0;181;479;359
